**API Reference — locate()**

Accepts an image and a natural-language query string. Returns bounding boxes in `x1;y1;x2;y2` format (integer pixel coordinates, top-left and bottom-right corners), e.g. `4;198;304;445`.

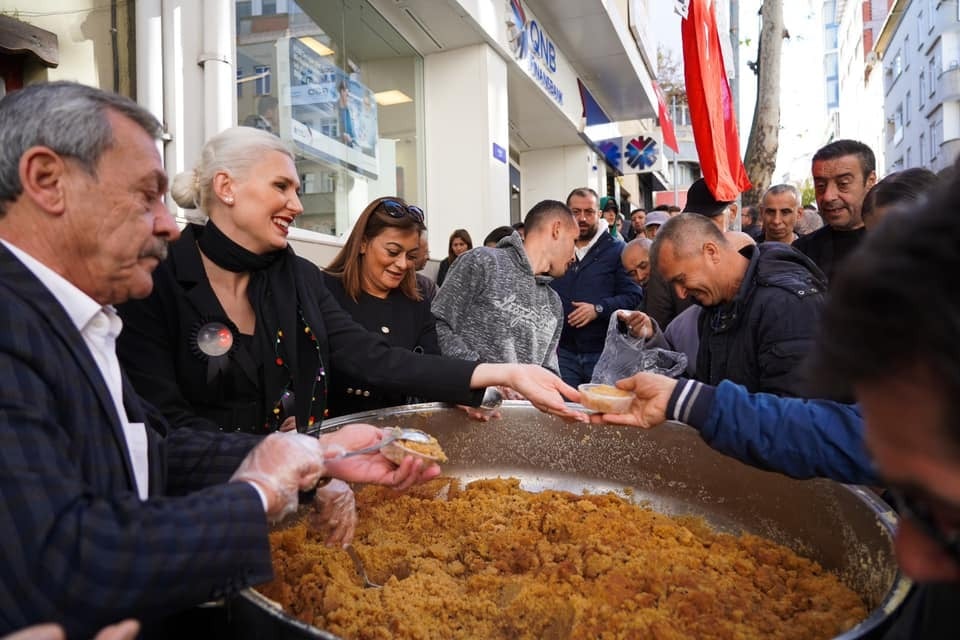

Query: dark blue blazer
550;231;644;355
0;245;272;638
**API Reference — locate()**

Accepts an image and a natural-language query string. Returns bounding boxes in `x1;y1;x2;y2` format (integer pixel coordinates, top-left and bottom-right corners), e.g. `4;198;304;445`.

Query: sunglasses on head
379;199;424;224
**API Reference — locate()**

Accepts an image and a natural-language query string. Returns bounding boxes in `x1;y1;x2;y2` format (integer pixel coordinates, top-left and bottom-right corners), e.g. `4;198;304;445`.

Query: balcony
940;64;960;102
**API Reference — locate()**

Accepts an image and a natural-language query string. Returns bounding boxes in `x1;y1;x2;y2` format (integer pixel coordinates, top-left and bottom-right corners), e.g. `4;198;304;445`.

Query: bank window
235;0;425;238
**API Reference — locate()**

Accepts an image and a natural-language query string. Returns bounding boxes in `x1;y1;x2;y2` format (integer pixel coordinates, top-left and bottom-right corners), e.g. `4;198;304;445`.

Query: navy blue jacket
698;242;827;397
667;378;876;484
550;231;643;354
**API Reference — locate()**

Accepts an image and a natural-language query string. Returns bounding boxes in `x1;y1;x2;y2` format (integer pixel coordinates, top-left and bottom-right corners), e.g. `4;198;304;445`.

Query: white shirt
1;240;150;499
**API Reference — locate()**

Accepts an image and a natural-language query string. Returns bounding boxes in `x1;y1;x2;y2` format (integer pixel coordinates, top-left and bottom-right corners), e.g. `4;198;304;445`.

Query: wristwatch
594;304;604;315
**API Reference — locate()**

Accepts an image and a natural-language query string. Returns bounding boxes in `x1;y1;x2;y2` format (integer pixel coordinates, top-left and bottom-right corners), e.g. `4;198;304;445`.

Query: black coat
117;227;480;433
321;272;440;417
791;225;866;283
696;243;827;397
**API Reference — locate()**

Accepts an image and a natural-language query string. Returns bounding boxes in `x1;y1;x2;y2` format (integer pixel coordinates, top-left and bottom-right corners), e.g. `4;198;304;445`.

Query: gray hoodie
431;232;563;374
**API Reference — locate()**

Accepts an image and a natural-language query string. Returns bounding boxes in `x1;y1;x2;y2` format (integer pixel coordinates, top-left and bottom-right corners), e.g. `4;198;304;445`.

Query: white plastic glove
308;479;358;547
230;432;326;523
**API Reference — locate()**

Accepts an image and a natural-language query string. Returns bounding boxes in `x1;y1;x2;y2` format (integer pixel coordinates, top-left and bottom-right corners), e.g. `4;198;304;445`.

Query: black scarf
195;221;323;430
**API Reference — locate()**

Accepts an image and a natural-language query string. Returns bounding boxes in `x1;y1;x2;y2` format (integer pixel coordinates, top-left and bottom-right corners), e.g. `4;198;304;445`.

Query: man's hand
588;372;677;429
567;301;599;328
230;432;326;523
618;310;654;339
309;479;358;548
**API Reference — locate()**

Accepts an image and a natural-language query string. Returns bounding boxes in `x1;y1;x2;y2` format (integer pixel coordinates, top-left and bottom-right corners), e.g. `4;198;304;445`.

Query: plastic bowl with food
381;427;448;465
578;383;634;414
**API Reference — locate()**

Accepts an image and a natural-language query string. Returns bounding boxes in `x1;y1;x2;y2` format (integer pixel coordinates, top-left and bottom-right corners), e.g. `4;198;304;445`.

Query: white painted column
424;44;509;251
518;145;602;214
201;0;236;139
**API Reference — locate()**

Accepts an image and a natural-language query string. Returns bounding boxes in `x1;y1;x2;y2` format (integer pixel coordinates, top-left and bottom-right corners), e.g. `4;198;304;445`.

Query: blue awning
577;79;612;127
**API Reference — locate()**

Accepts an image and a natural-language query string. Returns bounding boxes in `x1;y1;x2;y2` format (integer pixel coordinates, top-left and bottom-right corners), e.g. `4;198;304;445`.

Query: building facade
876;0;960;175
822;0;887;170
1;0;667;267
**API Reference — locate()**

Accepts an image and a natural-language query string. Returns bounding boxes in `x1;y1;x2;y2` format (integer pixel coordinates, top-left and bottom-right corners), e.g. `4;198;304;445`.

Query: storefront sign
505;0;565;107
276;37;379;179
596;134;667;175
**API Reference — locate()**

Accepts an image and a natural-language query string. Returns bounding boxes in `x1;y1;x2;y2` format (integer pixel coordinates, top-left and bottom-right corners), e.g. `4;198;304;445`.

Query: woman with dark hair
117;127;580;438
482;225;516;247
436;228;473;287
861;167;939;231
322;197;438;416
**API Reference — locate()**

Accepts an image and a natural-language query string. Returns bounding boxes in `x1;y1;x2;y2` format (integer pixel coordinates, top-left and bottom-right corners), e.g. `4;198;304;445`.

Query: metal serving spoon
336;427;432;459
345;544;381;589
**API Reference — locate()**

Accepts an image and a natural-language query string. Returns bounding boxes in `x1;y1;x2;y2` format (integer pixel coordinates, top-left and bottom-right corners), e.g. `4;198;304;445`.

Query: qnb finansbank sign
505;0;569;108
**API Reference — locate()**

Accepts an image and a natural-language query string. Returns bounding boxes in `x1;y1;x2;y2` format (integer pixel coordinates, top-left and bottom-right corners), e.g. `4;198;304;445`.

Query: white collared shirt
1;240;150;499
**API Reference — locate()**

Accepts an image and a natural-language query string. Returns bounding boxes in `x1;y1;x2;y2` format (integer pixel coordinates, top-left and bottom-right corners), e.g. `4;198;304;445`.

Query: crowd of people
1;80;958;638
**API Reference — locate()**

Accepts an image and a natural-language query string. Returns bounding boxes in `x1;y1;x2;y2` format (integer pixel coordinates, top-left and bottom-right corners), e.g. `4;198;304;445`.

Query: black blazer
117;227;480;432
0;245;270;638
321;271;440;416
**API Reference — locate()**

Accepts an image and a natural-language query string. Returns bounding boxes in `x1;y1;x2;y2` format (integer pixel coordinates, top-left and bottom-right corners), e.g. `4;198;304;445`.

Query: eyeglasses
380;199;424;224
887;486;960;564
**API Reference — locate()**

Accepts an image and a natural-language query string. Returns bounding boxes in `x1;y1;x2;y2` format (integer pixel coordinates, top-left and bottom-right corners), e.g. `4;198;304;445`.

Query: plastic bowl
381;428;448;465
578;383;634;414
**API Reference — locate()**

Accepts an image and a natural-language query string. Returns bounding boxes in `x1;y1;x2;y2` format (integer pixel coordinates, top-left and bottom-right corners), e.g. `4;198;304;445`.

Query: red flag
681;0;751;201
653;81;679;153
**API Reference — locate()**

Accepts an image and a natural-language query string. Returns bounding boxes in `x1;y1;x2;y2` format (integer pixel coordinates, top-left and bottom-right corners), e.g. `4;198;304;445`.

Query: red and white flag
653;81;679;154
681;0;751;200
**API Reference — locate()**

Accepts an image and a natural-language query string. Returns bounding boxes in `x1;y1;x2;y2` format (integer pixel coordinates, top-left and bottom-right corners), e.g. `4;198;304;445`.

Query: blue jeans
557;347;602;388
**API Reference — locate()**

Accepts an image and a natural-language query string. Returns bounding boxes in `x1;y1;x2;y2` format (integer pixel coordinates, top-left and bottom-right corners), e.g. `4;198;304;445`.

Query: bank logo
597;140;622;172
506;0;527;60
626;137;659;170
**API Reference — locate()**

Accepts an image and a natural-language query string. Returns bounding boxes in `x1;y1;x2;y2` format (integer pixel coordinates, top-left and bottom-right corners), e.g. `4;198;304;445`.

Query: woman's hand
471;363;587;421
319;423;442;491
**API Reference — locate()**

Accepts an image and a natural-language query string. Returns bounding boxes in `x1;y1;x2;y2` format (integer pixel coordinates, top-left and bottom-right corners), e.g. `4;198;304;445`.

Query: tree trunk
742;0;783;207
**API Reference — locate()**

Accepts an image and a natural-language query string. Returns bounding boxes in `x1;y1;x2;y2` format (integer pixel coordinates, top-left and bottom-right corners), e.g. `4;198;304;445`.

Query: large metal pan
229;402;910;639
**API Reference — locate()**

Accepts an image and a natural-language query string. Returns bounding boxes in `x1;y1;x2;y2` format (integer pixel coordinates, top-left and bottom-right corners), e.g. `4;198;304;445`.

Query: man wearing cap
649;212;827;396
793;139;876;282
643;210;670;239
645;179;733;329
550;188;644;387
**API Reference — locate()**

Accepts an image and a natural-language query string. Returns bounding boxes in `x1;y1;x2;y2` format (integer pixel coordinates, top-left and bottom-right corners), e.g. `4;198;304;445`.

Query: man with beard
792;139;876;282
550;188;643;387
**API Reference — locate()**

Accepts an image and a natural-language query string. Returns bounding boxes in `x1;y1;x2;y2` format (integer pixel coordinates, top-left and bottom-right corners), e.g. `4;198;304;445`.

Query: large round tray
231;401;909;639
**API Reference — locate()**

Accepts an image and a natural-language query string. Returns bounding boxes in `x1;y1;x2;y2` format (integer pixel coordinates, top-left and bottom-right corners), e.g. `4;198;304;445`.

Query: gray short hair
650;213;727;270
0;81;162;216
170;126;294;211
761;183;801;209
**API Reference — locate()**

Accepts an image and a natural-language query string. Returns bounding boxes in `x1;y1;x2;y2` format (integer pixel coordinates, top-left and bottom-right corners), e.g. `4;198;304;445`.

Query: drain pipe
200;0;236;139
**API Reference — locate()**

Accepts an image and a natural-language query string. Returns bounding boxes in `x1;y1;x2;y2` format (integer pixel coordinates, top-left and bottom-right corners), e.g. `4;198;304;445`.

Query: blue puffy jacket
667;378;876;484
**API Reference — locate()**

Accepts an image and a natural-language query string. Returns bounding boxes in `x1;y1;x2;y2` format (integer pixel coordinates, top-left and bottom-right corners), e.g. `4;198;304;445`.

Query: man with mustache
0;81;440;637
792;139;877;282
760;184;801;245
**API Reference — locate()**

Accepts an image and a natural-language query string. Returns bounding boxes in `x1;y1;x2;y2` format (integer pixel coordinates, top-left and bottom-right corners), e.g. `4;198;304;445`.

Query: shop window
236;0;424;238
